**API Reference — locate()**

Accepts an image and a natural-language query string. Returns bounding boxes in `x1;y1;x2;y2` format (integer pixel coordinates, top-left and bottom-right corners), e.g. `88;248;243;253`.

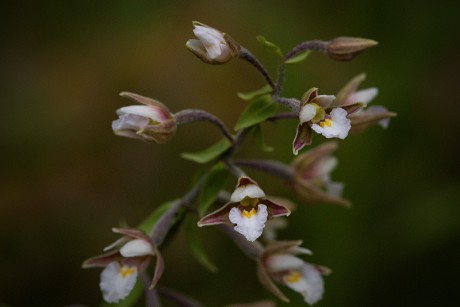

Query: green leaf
237;84;272;101
181;138;232;164
198;163;229;217
138;201;174;233
100;278;143;307
285;50;312;64
256;35;283;57
253;124;274;152
185;216;218;273
234;95;278;131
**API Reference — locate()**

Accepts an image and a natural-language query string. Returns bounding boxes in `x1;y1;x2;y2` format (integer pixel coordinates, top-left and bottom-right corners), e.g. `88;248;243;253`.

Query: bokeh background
2;0;460;306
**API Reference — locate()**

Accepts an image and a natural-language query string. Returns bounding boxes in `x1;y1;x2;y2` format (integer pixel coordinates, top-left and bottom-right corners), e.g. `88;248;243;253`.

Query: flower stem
235;159;294;181
174;109;234;142
272;96;300;113
268;111;298;121
150;179;203;245
239;47;275;89
284;40;329;62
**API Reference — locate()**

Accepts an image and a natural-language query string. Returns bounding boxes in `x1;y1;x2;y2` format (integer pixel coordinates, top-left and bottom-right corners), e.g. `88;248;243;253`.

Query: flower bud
186;21;240;64
112;92;176;144
326;37;378;61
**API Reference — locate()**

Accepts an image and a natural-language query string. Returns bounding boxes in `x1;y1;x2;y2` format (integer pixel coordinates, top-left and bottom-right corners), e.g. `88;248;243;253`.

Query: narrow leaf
285;50;311;64
138;201;174;233
237;84;272;101
234;95;278;131
256;35;283;57
181;138;232;164
198;163;229;217
253;124;274;152
185;216;218;273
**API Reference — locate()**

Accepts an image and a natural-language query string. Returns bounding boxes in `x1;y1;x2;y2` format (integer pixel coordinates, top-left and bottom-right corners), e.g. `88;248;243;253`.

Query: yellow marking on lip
120;266;135;278
242;208;257;218
320;118;332;127
240;197;259;207
285;271;302;283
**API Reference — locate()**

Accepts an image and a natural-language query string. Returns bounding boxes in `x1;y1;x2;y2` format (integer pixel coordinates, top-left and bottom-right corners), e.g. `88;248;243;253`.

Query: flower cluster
84;21;395;306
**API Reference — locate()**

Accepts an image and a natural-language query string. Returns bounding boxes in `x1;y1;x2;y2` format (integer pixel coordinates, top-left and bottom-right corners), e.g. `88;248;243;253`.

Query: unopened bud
326;37;378;61
186;21;240;64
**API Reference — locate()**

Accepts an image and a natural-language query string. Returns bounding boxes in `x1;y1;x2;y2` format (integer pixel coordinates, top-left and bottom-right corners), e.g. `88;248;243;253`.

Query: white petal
112;114;150;133
193;25;229;61
300;264;325;305
348;87;378;104
228;204;268;241
311;108;351;139
119;239;154;257
230;184;265;203
315;156;338;179
266;254;304;273
299;104;317;123
367;105;391;128
282;264;324;305
100;262;138;303
116;105;166;123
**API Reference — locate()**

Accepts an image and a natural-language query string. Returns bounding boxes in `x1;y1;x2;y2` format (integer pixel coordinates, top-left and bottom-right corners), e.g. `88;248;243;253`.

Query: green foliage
237;84;272;101
181;138;232;164
256;35;283;57
253;124;274;152
234;95;278;131
185;216;218;273
198;163;229;217
138;201;174;233
285;50;311;64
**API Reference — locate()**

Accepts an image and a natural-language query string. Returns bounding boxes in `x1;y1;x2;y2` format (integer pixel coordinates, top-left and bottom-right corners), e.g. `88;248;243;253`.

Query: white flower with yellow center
100;262;138;303
197;177;291;242
282;264;324;305
228;179;268;242
311;107;351;139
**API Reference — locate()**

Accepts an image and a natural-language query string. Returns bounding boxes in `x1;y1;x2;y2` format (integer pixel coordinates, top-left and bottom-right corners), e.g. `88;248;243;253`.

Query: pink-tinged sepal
197;202;233;226
349;105;397;133
293;123;312;155
263;199;291;218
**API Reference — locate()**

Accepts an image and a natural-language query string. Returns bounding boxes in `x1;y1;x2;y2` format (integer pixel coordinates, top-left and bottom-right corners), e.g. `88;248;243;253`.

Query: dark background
1;0;460;306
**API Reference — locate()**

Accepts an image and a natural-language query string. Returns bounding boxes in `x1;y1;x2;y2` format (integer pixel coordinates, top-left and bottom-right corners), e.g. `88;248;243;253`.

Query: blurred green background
1;0;460;306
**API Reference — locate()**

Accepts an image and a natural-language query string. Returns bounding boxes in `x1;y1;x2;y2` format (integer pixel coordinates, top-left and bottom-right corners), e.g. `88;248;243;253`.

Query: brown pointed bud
326;37;378;61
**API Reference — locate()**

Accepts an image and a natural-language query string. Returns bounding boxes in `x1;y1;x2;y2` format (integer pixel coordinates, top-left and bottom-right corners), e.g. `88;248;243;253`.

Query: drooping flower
293;88;355;154
112;92;176;144
186;21;240;64
333;73;396;132
82;228;164;303
198;176;291;242
257;241;330;305
290;141;351;207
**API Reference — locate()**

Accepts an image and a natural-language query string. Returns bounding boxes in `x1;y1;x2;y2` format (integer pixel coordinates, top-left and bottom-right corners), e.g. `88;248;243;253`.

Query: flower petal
100;262;138;303
119;239;154;258
311;108;351;139
266;254;304;273
229;204;268;241
293;122;313;155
